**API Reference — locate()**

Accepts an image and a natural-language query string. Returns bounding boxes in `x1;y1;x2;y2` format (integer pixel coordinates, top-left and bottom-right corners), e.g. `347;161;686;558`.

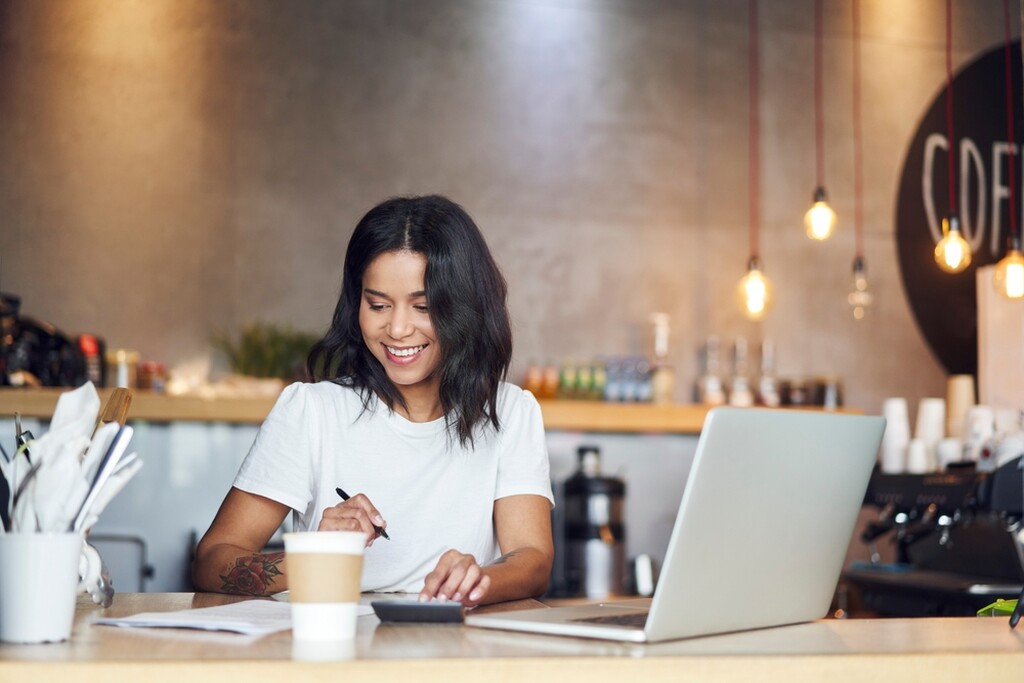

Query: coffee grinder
562;445;627;598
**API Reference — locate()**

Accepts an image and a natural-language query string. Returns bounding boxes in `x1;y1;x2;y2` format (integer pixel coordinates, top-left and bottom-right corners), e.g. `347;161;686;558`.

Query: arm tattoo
219;552;284;596
490;549;523;566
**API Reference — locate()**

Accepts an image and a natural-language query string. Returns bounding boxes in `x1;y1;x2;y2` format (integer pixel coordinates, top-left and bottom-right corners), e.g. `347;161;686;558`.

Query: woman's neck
394;384;443;423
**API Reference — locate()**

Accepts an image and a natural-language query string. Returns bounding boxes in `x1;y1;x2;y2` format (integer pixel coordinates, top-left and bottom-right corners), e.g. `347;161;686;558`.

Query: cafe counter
0;592;1022;683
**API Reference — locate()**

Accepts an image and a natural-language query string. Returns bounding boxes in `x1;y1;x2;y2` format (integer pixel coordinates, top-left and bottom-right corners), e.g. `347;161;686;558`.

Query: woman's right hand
318;492;387;546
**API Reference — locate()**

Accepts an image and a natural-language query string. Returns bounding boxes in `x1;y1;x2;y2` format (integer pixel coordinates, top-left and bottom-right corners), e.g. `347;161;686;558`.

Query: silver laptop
466;407;885;642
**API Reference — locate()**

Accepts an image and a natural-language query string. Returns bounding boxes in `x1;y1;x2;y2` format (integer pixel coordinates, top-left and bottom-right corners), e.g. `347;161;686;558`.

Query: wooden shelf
537;399;709;434
0;388;712;431
0;387;278;425
0;388;850;433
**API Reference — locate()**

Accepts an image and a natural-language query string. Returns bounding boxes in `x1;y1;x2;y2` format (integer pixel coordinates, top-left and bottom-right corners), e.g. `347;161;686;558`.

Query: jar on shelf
138;361;168;393
104;349;139;389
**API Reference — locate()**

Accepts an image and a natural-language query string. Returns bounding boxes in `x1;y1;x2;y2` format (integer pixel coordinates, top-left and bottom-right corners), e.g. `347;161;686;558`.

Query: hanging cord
748;0;760;261
852;0;864;259
945;0;957;217
1003;0;1018;246
814;0;825;188
1004;0;1024;632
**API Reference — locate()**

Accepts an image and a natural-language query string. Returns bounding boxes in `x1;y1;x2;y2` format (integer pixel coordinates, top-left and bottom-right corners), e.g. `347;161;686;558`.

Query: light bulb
933;215;972;273
736;257;774;321
993;237;1024;300
804;186;837;240
848;256;873;320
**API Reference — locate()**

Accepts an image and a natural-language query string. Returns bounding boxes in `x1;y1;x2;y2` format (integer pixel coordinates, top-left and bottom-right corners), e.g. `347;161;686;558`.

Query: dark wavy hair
306;195;512;448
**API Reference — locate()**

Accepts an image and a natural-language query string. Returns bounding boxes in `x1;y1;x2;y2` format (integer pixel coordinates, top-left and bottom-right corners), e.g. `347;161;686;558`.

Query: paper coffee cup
945;375;975;440
284;531;364;641
0;533;84;643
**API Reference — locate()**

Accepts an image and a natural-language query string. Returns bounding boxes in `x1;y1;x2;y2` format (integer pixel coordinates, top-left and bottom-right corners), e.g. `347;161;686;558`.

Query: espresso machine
845;455;1024;616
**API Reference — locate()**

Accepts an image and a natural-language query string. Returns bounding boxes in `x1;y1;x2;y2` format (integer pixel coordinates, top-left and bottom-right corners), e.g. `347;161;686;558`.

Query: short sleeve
494;387;554;505
233;382;316;512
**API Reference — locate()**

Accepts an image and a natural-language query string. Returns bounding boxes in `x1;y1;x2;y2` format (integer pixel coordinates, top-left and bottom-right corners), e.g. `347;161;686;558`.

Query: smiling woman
308;195;516;447
192;195;554;609
358;251;442;422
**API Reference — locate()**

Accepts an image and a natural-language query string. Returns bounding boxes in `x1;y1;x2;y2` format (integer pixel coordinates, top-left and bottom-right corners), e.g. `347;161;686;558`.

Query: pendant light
935;215;971;273
737;0;773;320
737;257;774;321
994;240;1024;298
993;0;1024;299
805;0;836;241
934;0;972;273
848;0;872;319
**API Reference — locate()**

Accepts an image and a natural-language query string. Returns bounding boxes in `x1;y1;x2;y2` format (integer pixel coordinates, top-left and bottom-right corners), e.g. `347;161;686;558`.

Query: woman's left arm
419;494;553;607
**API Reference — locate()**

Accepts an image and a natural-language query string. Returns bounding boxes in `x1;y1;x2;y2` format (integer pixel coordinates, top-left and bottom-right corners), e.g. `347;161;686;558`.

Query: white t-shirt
233;380;554;593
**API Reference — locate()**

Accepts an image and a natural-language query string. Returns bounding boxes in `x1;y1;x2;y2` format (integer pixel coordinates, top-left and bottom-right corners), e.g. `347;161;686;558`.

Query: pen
336;487;390;540
1010;588;1024;629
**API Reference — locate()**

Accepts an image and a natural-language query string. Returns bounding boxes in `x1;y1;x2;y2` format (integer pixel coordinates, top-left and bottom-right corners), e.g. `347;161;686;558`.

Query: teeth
387;345;425;357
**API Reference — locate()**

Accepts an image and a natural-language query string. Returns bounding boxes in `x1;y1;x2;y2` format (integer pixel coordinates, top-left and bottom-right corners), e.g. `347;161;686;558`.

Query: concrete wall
1;0;1016;416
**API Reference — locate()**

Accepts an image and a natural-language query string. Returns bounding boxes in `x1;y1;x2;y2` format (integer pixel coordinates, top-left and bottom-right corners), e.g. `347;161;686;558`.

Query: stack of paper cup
905;439;930;474
880;398;911;474
914;398;946;472
945;375;975;440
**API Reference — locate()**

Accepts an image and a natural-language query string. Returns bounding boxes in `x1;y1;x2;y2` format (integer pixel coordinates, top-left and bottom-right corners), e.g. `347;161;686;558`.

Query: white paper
95;599;295;636
94;598;375;636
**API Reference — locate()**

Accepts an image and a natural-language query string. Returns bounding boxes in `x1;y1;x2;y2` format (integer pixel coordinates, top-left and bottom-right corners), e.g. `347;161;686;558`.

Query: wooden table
1;593;1023;682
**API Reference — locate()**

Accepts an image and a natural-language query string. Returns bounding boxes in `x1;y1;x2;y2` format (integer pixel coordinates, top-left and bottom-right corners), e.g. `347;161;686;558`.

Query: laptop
466;407;886;642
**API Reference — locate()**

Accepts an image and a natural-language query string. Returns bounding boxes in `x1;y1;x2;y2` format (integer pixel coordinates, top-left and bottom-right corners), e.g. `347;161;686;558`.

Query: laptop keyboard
570;611;649;628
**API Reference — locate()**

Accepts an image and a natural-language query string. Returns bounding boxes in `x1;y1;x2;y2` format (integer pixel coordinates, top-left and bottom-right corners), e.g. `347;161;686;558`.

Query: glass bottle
757;338;780;407
728;337;754;407
649;313;675;405
697;336;726;406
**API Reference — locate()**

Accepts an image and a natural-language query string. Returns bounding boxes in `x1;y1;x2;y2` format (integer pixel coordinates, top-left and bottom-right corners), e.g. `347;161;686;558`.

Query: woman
192;195;554;607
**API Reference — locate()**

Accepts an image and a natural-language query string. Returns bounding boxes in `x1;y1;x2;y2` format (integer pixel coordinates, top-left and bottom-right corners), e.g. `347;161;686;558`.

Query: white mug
0;533;86;643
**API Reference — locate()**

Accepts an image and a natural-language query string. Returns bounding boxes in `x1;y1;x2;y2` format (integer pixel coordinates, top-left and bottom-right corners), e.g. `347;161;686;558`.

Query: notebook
465;407;886;642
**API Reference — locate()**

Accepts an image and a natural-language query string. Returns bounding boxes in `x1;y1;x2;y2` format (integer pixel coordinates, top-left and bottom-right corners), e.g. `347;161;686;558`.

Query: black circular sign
895;40;1022;375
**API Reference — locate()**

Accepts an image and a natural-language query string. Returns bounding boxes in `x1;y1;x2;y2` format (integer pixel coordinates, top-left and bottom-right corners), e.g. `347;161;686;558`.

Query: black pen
1010;588;1024;629
336;487;390;540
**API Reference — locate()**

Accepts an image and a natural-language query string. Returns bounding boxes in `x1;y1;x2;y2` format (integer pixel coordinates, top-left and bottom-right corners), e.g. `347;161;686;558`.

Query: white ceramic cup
0;533;86;643
880;397;911;474
284;531;364;641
